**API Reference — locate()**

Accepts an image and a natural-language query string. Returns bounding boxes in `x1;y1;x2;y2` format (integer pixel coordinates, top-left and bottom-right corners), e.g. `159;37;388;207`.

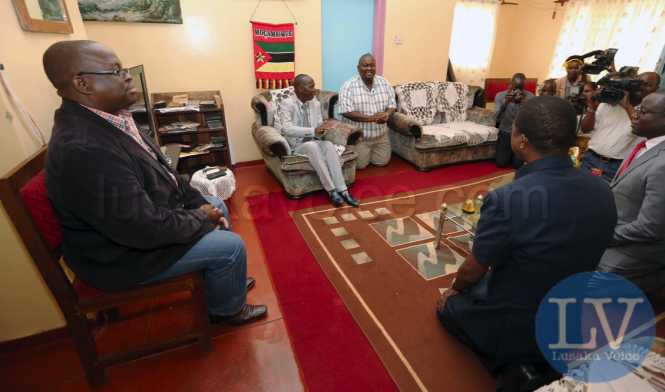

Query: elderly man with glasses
43;40;267;326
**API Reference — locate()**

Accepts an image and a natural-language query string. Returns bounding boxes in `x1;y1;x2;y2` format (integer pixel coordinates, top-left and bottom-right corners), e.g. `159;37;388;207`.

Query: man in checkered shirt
339;53;396;169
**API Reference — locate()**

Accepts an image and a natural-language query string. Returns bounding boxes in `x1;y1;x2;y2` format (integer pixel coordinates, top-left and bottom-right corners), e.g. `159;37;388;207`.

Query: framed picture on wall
77;0;183;24
12;0;73;34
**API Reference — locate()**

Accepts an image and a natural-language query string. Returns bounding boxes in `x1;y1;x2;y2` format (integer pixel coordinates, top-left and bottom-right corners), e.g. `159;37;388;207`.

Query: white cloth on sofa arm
422;121;498;147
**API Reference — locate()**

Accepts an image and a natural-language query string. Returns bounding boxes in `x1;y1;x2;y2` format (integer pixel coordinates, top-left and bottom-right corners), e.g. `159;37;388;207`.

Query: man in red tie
598;91;665;296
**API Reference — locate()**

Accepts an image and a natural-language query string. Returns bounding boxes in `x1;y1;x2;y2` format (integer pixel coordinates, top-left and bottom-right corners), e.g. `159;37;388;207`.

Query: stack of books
207;113;223;130
161;121;199;134
200;100;218;110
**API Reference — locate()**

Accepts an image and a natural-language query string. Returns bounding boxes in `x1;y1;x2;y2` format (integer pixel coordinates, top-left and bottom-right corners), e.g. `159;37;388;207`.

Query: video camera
578;49;618;75
593;72;644;105
567;48;643;106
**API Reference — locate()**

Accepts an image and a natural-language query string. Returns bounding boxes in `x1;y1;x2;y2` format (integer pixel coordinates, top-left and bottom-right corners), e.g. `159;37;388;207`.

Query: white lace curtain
547;0;665;79
449;0;500;87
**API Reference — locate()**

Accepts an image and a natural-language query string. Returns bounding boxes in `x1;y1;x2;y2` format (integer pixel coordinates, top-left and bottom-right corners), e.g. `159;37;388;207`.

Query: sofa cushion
266;87;295;126
436;82;468;123
395;82;437;125
421;121;498;148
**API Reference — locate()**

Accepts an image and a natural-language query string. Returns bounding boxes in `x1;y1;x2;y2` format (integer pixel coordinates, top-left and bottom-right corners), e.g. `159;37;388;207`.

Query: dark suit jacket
444;156;617;368
599;140;665;293
46;99;215;291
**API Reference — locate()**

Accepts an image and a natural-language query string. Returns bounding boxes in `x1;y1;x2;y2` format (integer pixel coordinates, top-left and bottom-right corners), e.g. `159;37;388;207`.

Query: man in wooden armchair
42;40;267;325
275;74;359;207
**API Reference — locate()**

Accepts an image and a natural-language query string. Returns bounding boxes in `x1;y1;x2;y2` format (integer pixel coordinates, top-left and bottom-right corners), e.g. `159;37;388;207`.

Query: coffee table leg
434;203;447;249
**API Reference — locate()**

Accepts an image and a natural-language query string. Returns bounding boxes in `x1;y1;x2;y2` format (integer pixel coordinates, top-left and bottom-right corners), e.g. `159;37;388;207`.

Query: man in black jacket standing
43;40;266;325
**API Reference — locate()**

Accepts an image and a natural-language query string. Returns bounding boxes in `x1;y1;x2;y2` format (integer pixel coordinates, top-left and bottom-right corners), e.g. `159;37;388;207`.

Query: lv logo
547;297;644;350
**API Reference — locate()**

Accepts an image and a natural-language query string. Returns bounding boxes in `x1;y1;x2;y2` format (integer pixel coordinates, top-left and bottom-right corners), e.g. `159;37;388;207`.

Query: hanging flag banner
252;21;295;89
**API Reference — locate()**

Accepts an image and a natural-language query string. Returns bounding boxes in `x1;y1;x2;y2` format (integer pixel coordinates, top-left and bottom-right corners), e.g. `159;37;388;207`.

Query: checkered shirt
338;75;396;139
83;105;177;184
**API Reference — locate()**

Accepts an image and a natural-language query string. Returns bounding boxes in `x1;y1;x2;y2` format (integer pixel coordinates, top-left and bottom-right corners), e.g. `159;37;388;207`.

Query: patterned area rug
248;161;512;391
292;173;514;391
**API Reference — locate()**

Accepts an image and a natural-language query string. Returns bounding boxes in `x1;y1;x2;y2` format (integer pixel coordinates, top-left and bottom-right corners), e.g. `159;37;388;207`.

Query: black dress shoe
209;304;268;326
246;277;255;291
340;191;359;208
329;191;344;207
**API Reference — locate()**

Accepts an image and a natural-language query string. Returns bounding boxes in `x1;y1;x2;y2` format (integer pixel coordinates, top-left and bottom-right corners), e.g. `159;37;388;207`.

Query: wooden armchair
0;147;213;388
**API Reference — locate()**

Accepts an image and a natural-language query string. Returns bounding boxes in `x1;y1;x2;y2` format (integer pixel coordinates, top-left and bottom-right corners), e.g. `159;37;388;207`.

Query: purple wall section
372;0;386;74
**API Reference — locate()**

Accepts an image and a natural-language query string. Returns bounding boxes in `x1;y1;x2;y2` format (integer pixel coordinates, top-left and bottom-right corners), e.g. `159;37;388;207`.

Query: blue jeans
580;150;622;183
143;196;246;316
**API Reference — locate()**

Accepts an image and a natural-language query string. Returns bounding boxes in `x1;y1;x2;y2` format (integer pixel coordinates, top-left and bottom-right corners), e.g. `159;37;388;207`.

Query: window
449;0;500;86
547;0;665;79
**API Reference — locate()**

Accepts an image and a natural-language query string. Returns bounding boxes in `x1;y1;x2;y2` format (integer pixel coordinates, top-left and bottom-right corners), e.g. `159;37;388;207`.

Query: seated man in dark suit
43;40;266;325
437;96;617;386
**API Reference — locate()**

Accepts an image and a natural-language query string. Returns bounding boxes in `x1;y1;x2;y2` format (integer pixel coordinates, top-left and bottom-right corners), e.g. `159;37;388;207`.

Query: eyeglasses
77;68;129;77
634;105;664;117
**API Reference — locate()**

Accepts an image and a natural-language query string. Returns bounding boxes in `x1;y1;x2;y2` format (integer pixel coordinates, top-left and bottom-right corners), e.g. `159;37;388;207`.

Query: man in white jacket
275;74;359;207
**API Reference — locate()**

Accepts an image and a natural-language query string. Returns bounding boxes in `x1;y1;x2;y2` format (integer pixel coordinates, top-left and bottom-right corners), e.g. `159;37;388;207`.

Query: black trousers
495;131;523;169
437;293;544;374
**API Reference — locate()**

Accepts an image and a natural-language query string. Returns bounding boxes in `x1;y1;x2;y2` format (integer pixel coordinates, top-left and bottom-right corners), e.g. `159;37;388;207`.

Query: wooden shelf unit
151;90;231;175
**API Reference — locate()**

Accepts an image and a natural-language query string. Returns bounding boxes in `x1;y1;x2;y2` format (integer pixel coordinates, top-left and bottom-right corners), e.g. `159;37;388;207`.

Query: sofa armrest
388;112;422;138
323;120;363;146
318;90;338;120
467;85;486;108
466;107;496;127
251;95;271;126
252;124;291;158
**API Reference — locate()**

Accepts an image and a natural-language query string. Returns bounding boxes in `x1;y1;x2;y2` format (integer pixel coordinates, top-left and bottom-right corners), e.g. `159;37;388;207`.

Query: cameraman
494;73;533;168
556;56;588;99
579;73;646;182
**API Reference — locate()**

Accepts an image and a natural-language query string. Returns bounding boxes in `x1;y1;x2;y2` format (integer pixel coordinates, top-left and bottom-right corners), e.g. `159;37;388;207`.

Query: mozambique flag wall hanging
252;21;295;89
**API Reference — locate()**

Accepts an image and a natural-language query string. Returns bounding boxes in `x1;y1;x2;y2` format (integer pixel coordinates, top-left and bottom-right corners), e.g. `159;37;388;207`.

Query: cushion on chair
421;121;498;147
19;170;63;250
269;86;295;115
74;279;104;299
436;82;468;123
395;82;438;125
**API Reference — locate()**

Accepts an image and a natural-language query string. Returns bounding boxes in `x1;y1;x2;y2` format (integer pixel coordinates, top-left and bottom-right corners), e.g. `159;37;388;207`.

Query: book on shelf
155;105;200;114
160;121;199;134
206;113;223;129
193;142;226;153
199;100;218;110
179;150;208;159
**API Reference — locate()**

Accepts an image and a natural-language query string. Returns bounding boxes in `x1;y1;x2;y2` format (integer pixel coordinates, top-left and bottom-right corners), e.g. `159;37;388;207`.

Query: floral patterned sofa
251;87;362;198
387;82;497;171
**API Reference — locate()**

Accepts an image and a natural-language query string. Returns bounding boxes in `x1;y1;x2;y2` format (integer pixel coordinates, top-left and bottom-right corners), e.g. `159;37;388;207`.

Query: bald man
275;74;359;207
598;91;665;296
637;71;661;102
43;40;267;325
338;53;396;169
